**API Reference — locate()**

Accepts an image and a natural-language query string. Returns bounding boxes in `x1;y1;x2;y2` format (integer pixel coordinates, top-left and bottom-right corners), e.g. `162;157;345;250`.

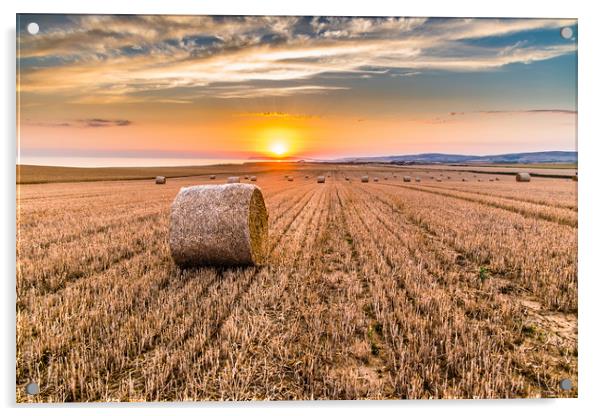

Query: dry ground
16;164;577;401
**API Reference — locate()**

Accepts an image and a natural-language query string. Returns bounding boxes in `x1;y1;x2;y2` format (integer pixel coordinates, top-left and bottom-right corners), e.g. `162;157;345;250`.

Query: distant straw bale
403;176;411;182
516;173;531;182
373;177;379;182
288;177;294;182
250;176;257;181
227;176;240;183
415;177;421;182
209;175;216;180
361;176;369;183
155;176;166;184
169;184;268;267
317;176;325;183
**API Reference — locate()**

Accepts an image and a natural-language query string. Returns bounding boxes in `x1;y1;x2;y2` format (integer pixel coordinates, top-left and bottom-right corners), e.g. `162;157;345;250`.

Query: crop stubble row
16;171;577;401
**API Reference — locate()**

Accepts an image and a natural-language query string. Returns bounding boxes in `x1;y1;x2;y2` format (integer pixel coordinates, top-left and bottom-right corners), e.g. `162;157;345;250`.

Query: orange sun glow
270;142;288;157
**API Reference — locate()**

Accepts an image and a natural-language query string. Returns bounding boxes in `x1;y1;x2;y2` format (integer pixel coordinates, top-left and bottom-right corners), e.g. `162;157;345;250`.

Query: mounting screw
27;22;39;35
559;378;573;391
560;27;573;40
25;382;39;395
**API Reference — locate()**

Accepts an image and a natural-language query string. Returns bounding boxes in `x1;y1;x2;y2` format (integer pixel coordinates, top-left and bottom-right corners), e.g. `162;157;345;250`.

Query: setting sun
269;142;288;157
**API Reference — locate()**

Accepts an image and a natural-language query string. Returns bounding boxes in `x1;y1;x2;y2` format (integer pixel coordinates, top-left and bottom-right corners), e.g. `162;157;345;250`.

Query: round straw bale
155;176;166;184
250;176;257;181
515;172;531;182
317;176;325;183
345;177;350;181
403;176;411;182
209;175;216;180
288;177;294;181
436;178;442;182
227;176;240;183
361;176;369;183
373;177;379;182
244;175;249;180
305;175;309;179
170;184;268;267
415;177;421;182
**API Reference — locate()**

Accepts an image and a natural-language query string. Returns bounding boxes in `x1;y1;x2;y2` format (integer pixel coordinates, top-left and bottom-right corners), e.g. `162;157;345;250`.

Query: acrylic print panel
16;15;577;402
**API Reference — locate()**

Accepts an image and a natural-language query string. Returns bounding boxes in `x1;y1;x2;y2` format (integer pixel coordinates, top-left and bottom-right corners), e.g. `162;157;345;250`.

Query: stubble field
16;163;578;401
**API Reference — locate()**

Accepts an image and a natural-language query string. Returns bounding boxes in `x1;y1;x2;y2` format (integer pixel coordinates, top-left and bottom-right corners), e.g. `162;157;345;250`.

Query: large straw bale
516;173;531;182
403;176;411;182
227;176;240;183
361;176;369;183
155;176;166;184
169;184;268;267
317;176;326;183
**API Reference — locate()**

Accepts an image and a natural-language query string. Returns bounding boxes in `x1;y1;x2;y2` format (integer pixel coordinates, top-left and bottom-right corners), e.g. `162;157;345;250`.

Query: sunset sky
17;15;577;166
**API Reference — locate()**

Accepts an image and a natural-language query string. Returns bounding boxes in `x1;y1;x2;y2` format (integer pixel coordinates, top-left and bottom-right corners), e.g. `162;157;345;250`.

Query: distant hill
330;151;577;165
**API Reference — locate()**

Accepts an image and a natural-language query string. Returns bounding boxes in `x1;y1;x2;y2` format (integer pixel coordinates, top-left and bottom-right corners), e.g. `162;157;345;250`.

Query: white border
3;1;601;415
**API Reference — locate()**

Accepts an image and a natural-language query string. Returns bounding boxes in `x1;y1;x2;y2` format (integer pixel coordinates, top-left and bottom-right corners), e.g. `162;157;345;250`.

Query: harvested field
16;163;577;402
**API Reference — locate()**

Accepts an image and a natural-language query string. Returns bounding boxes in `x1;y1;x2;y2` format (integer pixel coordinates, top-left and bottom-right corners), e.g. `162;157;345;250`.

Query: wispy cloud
205;85;348;99
235;111;321;119
81;118;132;127
18;16;577;102
478;109;577;115
27;118;133;127
449;109;577;116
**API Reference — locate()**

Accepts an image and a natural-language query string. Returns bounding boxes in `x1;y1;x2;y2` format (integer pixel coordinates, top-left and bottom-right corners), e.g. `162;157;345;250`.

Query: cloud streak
18;16;577;102
449;109;577;116
27;118;133;128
